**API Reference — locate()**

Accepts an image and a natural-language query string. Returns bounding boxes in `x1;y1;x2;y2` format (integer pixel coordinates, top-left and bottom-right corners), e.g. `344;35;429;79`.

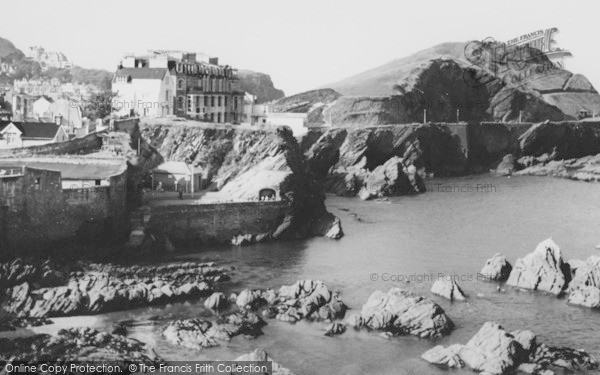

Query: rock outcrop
422;322;598;374
236;69;285;103
506;238;569;295
228;280;346;324
495;154;516;175
516;152;600;181
0;258;67;290
204;292;229;311
1;262;227;318
567;255;600;308
431;278;467;301
480;253;513;282
0;327;160;363
274;280;347;323
235;348;295;375
311;41;600;124
140;122;342;242
347;288;453;338
304;124;466;198
163;311;265;350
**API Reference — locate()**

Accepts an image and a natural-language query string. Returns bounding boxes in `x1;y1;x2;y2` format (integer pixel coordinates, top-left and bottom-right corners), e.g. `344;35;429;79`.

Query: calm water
30;175;600;374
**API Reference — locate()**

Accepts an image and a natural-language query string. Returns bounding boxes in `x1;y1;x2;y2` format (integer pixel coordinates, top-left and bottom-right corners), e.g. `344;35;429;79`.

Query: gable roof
115;68;167;80
0;121;61;139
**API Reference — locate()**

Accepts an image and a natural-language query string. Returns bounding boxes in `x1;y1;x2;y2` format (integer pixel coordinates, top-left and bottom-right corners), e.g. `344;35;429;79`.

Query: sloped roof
115;68;167;80
2;161;126;180
0;121;61;139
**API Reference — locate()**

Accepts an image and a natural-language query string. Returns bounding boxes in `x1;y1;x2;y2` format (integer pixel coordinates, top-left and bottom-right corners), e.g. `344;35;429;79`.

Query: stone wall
0;131;104;157
0;167;129;253
145;201;289;245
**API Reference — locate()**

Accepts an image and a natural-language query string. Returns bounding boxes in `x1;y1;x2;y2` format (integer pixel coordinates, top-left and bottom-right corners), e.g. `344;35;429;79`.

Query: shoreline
1;174;600;375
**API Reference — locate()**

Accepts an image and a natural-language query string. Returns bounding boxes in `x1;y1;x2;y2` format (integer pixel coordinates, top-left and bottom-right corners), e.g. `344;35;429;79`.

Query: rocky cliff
139;120;341;240
303;124;467;198
236;69;285;103
282;41;600;127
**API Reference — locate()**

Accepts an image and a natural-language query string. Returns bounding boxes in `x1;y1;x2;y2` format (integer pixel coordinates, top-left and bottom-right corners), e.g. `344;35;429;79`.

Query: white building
0;121;68;149
112;67;175;118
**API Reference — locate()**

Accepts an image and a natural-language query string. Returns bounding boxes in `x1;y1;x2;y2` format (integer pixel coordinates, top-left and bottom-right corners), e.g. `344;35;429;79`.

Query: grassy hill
322;42;469;96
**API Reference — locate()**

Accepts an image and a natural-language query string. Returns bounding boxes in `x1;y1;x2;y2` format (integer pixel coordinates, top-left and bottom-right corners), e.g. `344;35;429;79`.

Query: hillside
0;36;24;60
280;41;600;125
235;69;285;103
323;42;469;96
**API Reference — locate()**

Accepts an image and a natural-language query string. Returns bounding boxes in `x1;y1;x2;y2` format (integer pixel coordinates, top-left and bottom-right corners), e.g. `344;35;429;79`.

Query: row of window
177;95;239;111
176;77;232;93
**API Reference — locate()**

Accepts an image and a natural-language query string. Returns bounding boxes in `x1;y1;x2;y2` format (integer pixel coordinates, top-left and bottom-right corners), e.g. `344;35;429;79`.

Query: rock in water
568;286;600;308
204;292;228;311
568;255;600;290
235;348;295;375
480;253;513;282
0;327;159;363
566;255;600;308
422;322;598;374
431;277;467;301
163;312;265;350
506;238;569;295
496;154;516;176
324;322;346;336
275;280;347;322
236;289;266;310
349;288;453;338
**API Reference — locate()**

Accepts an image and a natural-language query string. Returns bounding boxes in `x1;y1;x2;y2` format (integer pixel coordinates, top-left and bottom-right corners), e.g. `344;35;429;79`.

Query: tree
83;90;117;120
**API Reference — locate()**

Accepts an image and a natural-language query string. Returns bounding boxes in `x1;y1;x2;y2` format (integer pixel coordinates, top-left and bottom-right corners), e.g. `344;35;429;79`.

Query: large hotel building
112;51;245;123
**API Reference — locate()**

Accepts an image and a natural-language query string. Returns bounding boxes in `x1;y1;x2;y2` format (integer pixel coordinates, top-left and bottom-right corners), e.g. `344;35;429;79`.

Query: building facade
112;51;245;123
0;121;68;149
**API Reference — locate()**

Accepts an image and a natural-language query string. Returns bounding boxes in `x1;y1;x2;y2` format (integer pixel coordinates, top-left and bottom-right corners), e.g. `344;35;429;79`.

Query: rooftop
115;67;167;80
0;121;61;139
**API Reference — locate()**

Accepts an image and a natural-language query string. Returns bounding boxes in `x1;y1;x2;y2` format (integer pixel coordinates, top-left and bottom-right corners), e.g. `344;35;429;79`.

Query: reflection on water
22;175;600;374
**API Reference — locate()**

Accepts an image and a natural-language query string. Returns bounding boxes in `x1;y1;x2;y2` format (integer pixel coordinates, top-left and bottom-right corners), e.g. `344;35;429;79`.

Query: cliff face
303;124;467;198
236;70;285;103
139;120;341;240
285;41;600;127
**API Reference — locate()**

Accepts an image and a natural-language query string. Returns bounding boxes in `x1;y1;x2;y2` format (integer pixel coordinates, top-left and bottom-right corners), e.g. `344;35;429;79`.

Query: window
187;96;192;112
210;113;214;122
211;96;215;107
5;132;18;145
177;96;184;110
218;96;222;107
95;179;101;186
217;113;221;123
177;79;184;89
204;96;208;106
224;96;228;106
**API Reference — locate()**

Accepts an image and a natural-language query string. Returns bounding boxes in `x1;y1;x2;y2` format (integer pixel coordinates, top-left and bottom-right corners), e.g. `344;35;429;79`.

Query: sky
1;0;599;96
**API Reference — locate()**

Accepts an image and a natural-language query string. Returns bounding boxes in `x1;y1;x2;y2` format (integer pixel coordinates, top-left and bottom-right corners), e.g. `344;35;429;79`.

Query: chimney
55;114;63;125
209;57;219;65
